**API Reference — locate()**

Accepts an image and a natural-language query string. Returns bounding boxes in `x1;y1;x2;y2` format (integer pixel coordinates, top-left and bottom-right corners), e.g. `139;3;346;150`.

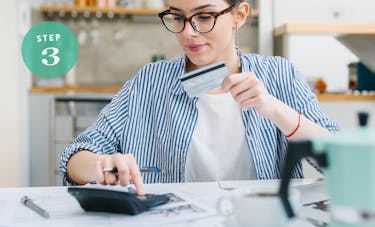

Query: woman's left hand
222;72;276;118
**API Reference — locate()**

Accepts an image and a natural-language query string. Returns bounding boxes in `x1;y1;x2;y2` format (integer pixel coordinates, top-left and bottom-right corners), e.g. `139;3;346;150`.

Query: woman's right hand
95;153;145;195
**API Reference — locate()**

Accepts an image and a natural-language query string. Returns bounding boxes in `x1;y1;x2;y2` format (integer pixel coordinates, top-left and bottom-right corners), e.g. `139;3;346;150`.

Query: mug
216;188;300;227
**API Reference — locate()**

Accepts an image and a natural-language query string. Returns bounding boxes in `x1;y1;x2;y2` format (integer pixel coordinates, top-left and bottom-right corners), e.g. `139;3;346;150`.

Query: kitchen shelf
29;86;375;101
274;23;375;37
29;86;122;94
317;93;375;101
39;5;259;18
39;5;166;16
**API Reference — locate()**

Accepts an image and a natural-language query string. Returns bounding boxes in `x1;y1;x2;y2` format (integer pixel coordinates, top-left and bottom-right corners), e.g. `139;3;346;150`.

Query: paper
296;181;330;225
0;199;18;226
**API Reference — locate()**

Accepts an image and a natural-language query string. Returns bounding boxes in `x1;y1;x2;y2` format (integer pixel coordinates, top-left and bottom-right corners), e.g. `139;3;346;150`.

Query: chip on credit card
180;61;229;98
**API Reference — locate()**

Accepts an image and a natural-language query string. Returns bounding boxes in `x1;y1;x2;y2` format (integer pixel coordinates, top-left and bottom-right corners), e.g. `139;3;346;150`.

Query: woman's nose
182;20;199;36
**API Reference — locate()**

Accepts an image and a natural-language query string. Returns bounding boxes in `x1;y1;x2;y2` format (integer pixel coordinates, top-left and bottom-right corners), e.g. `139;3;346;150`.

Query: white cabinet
274;0;375;26
319;101;375;129
30;94;112;186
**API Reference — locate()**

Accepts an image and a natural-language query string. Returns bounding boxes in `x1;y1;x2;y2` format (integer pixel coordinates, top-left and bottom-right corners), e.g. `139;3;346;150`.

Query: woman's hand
96;153;145;195
222;72;276;118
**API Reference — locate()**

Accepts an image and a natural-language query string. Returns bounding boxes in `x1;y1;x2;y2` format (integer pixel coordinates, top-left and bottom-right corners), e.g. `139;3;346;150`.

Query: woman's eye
196;14;213;22
172;16;184;22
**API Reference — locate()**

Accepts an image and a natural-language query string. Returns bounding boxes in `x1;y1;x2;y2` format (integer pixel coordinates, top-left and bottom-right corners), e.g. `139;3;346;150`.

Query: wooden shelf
39;5;166;16
40;5;259;18
317;93;375;101
274;23;375;37
29;86;122;94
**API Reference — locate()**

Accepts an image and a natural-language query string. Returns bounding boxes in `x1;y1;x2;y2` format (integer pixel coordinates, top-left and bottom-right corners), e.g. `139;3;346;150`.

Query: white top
185;92;257;182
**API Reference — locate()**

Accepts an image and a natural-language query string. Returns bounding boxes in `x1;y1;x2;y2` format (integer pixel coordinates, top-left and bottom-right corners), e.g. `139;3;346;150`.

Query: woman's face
168;0;237;68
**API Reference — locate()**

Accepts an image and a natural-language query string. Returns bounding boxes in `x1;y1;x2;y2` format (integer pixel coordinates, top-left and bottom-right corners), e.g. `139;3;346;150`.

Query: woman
61;0;339;195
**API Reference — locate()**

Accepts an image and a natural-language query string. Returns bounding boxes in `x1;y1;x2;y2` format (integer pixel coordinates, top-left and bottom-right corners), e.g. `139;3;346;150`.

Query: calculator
68;186;170;215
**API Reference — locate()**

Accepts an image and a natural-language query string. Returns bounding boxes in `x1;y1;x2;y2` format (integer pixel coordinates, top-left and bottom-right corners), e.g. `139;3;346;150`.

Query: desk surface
0;179;327;227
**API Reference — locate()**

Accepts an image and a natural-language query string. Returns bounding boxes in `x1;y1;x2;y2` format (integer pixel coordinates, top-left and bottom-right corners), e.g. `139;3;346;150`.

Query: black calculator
68;186;170;215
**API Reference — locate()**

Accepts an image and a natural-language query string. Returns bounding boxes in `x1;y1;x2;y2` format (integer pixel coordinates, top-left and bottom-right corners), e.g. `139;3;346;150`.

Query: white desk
0;179;327;227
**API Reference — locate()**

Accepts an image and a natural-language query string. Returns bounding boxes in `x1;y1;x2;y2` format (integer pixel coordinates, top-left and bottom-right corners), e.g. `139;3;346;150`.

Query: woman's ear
234;2;250;29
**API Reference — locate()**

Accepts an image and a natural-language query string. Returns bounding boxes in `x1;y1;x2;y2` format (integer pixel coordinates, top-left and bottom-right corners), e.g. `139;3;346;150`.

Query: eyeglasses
158;3;238;34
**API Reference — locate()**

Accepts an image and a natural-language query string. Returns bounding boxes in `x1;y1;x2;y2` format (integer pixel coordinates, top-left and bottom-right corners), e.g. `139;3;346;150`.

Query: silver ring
102;167;116;173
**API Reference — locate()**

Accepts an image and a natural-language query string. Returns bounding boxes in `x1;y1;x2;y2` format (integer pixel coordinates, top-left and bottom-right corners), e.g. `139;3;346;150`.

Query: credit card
180;61;229;98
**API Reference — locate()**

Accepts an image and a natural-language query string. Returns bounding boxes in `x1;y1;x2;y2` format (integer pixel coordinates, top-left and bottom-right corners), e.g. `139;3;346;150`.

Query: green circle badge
22;22;78;79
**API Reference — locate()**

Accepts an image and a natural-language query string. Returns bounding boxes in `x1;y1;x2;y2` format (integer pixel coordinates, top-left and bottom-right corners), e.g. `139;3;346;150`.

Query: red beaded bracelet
286;112;301;138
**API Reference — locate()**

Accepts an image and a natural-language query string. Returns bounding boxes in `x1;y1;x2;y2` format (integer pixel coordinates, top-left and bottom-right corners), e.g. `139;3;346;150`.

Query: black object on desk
68;187;170;215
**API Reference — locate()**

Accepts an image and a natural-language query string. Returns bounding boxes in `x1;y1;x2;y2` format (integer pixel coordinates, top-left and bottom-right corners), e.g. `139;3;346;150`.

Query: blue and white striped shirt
60;53;340;185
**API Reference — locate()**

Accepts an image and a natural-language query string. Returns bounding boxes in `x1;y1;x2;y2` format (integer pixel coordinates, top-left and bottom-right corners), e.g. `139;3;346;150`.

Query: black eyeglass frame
158;3;239;34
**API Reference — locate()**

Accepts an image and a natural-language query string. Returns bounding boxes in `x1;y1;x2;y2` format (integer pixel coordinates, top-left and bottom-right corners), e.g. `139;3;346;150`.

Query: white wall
0;1;21;187
258;0;274;57
283;35;358;92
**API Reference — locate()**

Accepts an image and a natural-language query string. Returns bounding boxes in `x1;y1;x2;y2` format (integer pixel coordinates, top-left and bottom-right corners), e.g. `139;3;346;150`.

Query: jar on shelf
96;0;106;8
314;78;327;93
96;0;118;8
144;0;164;9
87;0;96;6
63;0;75;6
107;0;117;8
117;0;127;7
75;0;87;7
306;76;327;94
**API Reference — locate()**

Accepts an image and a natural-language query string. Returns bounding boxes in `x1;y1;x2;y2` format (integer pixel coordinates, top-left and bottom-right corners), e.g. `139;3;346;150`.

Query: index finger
126;155;145;196
222;73;251;92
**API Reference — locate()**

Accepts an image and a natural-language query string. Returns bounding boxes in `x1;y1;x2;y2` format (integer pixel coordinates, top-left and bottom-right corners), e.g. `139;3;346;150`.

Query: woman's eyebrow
169;4;217;12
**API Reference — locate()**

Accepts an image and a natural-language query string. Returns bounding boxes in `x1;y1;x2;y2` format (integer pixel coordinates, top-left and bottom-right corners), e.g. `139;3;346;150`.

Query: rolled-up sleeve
59;81;133;185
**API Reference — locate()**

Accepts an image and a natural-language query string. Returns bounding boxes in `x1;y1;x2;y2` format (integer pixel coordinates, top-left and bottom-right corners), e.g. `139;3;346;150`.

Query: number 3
41;47;60;66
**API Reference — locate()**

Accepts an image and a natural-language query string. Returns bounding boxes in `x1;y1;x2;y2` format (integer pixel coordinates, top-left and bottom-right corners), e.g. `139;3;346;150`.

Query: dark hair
225;0;245;5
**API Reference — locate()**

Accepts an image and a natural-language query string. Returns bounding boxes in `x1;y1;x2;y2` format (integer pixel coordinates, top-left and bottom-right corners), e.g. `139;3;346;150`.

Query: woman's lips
187;44;206;52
